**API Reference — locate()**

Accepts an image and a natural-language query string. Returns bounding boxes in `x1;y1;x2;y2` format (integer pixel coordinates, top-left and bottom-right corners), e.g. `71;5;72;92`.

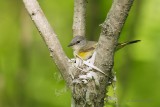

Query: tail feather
116;40;141;51
127;40;141;44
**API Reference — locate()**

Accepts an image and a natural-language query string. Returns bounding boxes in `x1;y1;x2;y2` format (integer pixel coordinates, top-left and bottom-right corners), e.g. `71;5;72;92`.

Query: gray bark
72;0;87;37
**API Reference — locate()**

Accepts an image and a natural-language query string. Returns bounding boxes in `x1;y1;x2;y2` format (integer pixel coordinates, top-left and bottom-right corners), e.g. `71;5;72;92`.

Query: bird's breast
78;51;93;60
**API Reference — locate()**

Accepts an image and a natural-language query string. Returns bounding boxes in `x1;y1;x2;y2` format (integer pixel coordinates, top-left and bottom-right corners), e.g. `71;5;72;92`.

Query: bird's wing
80;41;97;52
78;41;97;60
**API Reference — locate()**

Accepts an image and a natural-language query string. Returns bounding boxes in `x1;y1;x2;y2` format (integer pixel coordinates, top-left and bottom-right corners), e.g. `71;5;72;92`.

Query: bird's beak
67;43;74;47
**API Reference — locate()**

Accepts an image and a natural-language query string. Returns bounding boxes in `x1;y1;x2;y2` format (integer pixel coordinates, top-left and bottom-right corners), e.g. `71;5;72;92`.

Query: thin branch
72;0;87;37
23;0;72;86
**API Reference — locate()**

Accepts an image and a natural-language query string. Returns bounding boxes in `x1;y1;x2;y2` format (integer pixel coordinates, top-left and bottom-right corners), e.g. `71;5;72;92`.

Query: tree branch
96;0;134;73
23;0;72;87
72;0;87;37
93;0;134;106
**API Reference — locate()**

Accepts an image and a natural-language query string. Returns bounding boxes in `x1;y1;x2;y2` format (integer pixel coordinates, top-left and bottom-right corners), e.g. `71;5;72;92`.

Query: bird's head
68;36;87;50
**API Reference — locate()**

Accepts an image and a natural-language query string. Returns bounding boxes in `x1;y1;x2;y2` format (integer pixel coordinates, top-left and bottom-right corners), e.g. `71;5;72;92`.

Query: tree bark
94;0;134;106
72;0;87;37
23;0;72;87
23;0;134;106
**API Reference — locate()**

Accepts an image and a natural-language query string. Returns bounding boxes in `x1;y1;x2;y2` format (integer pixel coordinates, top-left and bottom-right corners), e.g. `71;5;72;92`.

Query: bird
68;36;140;60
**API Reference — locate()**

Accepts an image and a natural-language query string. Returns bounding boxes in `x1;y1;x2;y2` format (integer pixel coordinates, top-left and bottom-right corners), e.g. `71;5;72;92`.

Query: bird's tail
116;40;141;51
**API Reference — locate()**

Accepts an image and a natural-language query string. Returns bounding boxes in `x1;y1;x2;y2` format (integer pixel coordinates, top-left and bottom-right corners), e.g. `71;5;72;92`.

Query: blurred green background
0;0;160;107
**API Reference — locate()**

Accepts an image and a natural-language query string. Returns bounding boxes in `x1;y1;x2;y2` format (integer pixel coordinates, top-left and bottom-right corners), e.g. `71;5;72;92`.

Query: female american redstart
68;36;140;60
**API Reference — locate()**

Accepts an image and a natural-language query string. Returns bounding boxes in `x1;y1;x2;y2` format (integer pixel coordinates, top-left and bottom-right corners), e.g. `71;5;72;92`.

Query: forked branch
23;0;134;106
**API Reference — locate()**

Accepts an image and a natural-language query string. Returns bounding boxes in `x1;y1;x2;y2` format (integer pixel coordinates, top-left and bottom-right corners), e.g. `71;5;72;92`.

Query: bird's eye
77;41;80;43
